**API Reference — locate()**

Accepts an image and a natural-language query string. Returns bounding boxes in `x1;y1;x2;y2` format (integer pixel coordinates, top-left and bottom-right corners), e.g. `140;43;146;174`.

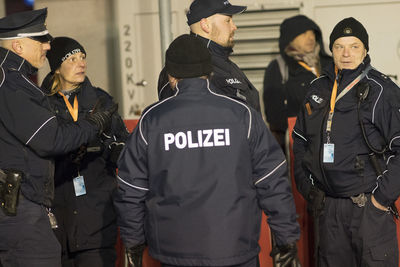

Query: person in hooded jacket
263;15;331;150
41;37;129;267
157;0;261;113
293;17;400;266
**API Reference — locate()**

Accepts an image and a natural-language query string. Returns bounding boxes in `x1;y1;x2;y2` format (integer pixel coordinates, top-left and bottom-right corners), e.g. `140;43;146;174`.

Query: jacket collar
0;47;38;76
323;54;371;84
190;32;233;59
175;77;209;94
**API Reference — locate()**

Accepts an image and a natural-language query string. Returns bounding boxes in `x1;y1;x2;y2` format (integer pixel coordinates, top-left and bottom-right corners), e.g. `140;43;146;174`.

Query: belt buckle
350;193;367;207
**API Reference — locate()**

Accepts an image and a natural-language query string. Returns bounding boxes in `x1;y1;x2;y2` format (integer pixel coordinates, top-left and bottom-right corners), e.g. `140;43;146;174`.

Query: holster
0;169;23;216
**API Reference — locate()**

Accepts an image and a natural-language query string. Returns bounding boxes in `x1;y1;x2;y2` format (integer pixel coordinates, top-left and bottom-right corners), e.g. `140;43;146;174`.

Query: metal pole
158;0;172;66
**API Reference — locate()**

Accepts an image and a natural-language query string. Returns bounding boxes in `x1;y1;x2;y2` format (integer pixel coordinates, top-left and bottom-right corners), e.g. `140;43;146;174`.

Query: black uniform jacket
42;75;129;252
158;34;261;113
115;78;299;266
293;55;400;207
0;48;97;207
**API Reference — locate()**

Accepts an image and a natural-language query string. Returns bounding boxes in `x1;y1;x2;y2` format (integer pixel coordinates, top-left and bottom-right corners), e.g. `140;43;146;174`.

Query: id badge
73;175;86;196
323;143;335;163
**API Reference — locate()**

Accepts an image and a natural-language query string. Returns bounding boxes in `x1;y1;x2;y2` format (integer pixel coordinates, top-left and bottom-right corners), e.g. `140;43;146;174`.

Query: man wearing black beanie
114;34;300;267
293;17;400;266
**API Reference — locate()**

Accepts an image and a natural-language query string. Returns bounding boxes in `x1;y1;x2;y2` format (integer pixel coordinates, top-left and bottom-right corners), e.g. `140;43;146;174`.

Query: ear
199;18;211;34
11;40;23;55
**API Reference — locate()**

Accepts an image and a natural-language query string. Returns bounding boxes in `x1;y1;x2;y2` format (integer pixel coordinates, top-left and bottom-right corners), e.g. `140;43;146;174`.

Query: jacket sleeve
0;83;97;157
114;120;149;248
157;67;175;100
292;104;313;200
371;80;400;206
250;111;300;246
262;60;286;132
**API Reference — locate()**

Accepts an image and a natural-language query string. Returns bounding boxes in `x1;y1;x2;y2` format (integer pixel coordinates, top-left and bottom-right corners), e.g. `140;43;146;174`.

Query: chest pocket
211;75;248;102
303;94;329;141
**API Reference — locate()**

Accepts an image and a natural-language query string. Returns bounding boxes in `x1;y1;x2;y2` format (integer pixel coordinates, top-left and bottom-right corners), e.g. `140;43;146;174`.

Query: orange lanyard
58;92;78;121
298;61;320;77
329;66;339;113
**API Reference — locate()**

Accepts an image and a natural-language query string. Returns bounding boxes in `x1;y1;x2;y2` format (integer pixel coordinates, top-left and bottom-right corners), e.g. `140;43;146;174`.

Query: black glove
306;186;325;217
126;244;145;267
86;104;118;134
108;141;124;165
271;242;301;267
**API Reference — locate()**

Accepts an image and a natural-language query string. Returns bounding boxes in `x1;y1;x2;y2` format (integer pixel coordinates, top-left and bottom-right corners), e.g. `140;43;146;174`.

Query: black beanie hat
329;17;369;51
46;37;86;72
165;34;212;79
279;15;322;53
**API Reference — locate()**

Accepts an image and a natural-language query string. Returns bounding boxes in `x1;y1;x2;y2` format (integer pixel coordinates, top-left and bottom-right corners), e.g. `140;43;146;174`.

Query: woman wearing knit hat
293;17;400;266
41;37;129;267
263;15;331;151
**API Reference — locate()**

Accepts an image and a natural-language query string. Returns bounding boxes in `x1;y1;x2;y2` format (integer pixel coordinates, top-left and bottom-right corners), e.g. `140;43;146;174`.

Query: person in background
293;17;400;266
115;34;301;267
263;15;331;150
158;0;261;113
41;37;129;267
0;9;115;267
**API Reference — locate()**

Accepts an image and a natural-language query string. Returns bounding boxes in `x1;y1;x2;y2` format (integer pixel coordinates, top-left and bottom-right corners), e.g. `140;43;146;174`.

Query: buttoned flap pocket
370;238;397;261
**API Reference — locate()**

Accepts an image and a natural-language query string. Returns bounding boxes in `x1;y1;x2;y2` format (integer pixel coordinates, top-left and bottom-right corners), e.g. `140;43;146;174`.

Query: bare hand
371;195;389;211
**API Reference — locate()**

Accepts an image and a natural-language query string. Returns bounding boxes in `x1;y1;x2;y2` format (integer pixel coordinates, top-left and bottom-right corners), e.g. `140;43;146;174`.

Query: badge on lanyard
323;143;335;163
73;175;86;196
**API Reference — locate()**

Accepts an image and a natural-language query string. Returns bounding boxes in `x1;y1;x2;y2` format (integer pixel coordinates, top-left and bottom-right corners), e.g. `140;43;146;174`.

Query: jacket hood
279;15;328;57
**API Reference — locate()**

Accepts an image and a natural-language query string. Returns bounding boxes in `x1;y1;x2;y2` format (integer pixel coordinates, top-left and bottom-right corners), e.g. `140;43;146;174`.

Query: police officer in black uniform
293;17;400;266
0;8;116;267
115;34;300;267
157;0;261;113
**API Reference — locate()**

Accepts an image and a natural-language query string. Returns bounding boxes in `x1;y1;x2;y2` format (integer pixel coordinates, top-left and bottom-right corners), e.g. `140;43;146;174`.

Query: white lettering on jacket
311;94;323;104
226;78;242;85
61;49;82;62
164;129;231;151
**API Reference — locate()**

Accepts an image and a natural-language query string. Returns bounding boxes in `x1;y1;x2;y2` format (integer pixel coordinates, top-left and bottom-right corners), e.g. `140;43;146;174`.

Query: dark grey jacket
115;78;299;266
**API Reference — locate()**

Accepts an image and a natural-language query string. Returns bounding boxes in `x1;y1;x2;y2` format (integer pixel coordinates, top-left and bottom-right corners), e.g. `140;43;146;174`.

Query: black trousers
318;194;398;267
0;195;61;267
61;247;116;267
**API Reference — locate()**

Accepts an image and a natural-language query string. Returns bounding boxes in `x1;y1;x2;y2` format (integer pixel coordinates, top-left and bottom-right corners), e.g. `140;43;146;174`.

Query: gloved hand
126;244;145;267
306;186;325;217
270;242;301;267
108;141;124;165
86;104;118;134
